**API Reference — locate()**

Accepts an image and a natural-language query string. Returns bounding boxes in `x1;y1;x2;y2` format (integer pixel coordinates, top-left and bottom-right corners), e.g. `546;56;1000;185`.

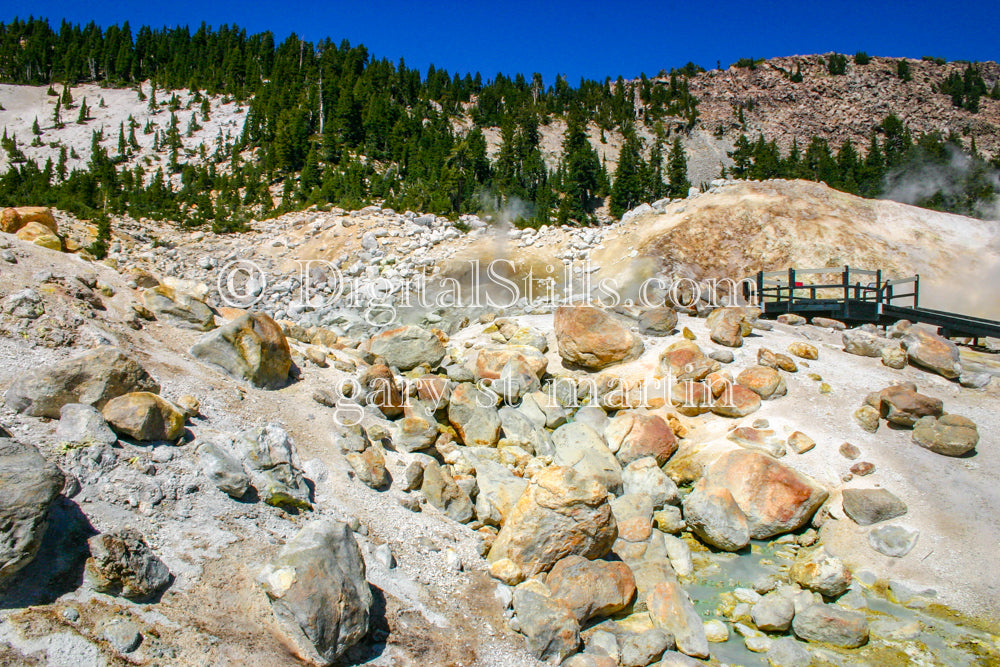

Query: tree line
0;17;699;229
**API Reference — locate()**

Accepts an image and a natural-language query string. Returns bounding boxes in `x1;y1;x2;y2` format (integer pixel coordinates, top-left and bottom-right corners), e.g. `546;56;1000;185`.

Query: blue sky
7;0;999;83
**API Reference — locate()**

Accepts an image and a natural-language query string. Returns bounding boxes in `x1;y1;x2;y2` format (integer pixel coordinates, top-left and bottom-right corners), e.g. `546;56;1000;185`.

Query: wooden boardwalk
747;266;1000;341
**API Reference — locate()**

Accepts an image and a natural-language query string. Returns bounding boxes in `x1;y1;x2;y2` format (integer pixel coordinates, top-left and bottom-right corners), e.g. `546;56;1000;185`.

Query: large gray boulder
682;479;750;551
143;285;215;331
258;520;372;665
84;527;171;600
197;439;251;499
235;423;312;511
364;325;445;370
56;403;117;447
5;346;160;418
791;603;869;648
511;580;580;662
447;382;501;447
190;312;291;389
841;488;907;526
0;438;64;587
552;422;623;494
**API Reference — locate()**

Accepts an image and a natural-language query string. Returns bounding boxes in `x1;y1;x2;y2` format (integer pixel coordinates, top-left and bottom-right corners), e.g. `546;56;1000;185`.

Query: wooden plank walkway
745;266;1000;342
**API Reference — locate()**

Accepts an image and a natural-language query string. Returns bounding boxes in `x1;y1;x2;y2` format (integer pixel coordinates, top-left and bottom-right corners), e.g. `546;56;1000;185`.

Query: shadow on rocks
341;584;389;664
0;497;97;609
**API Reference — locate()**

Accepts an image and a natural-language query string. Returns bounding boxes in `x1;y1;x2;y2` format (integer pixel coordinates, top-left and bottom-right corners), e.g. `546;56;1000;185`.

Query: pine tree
666;137;690;198
610;132;644;217
53;96;63;128
32;117;41;135
559;111;601;223
76;98;89;124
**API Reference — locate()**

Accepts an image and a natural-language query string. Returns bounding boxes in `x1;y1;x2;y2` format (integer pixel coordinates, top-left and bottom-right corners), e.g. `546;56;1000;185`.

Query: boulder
682;480;750;551
84;527;171;600
475;345;548;381
448;382;501;447
612;493;655;543
710;384;761;417
488;466;618;578
552;422;623;493
881;344;907;369
555;305;644;370
619;628;674;667
101;392;186;441
3;288;44;318
346;446;390;490
365;325;445;370
659;340;720;381
622;457;680;508
5;346;160;418
473;460;528;526
841;488;907;526
197;439;250;499
736;366;787;400
647;581;709;659
757;348;797;372
420;459;474;523
791;603;869;648
843;326;891;357
495;357;541;402
776;313;806;325
811;317;845;330
56;403;117;446
360;364;403;418
708;307;754;347
235;423;312;511
1;206;57;234
751;594;795;632
511;581;581;662
912;414;979;456
16;221;62;250
637;307;678;336
789;547;852;598
258;520;372;665
699;449;828;539
0;438;64;587
786;431;815;454
143;284;216;331
499;405;553;456
853;405;880;433
902;328;962;379
604;412;677;467
727;426;786;458
190;312;291;389
392;413;439;452
788;342;818;360
878;385;943;427
545;555;637;622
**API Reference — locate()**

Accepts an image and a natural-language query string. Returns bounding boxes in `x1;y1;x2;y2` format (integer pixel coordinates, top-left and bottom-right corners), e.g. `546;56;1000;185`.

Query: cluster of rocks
0;207;85;256
853;381;979;457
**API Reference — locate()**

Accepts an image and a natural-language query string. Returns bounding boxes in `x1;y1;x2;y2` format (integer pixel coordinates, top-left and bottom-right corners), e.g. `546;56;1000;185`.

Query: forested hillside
0;16;998;230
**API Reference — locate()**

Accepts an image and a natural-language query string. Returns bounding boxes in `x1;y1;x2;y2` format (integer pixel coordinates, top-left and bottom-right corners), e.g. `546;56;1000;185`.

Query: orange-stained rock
710;384;761;417
554;305;643;370
647;580;709;659
659;340;720;381
189;312;291;389
474;345;548;380
605;411;678;466
364;324;446;370
545;555;637;623
2;206;57;234
757;347;798;372
488;466;618;578
701;449;829;539
736;365;787;400
16;221;62;251
360;364;404;418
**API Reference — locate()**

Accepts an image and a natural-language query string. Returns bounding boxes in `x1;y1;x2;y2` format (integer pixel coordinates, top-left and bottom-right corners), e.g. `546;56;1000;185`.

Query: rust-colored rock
545;555;637;623
554;306;643;370
710;384;761;417
659;340;720;381
700;449;829;539
604;411;678;466
474;345;548;380
736;365;787;400
488;466;618;578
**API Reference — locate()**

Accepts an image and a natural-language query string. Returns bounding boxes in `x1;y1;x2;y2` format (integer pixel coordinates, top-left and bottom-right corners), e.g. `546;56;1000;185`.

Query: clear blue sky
7;0;999;83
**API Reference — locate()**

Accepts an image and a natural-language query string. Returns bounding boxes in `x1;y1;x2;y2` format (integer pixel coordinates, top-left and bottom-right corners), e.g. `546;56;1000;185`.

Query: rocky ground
0;192;999;667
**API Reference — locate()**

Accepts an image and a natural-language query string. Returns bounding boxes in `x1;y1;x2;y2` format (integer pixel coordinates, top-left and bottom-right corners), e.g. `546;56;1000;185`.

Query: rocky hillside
0;197;998;666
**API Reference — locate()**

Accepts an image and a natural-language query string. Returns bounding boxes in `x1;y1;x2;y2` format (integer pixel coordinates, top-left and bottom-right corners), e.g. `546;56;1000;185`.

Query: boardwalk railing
754;266;919;309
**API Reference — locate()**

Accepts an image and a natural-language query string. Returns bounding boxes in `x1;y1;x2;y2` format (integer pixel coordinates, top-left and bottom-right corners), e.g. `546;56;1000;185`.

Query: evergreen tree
666;137;690;198
609;132;645;217
558;111;601;223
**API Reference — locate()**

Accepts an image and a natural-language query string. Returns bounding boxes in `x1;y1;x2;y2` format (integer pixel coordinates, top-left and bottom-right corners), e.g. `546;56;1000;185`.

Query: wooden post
788;268;795;307
914;274;920;307
756;271;764;306
842;266;850;319
875;269;882;304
